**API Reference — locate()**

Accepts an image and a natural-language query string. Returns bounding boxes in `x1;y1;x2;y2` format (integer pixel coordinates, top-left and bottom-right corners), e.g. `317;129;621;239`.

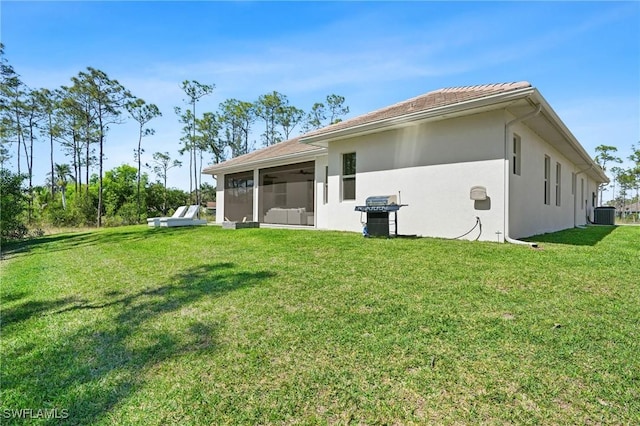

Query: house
203;82;608;242
206;201;217;216
621;201;639;218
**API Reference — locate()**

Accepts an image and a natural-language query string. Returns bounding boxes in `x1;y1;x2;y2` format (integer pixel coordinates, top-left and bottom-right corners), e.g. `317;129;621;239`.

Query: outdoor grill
355;195;407;237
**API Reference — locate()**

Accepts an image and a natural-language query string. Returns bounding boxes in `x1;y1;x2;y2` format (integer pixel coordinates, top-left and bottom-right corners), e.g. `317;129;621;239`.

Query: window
258;162;315;226
224;171;254;222
512;134;521;175
555;162;561;206
544;155;551;205
342;152;356;201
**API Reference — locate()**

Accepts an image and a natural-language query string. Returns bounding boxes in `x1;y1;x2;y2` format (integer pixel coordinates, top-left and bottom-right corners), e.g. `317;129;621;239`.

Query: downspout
503;104;542;247
573;164;594;228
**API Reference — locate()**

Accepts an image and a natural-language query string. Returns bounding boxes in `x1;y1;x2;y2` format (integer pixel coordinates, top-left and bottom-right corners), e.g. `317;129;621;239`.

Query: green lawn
1;225;638;425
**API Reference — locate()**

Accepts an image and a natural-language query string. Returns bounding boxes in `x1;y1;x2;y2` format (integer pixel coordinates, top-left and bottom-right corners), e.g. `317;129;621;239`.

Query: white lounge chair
159;205;207;227
147;205;188;227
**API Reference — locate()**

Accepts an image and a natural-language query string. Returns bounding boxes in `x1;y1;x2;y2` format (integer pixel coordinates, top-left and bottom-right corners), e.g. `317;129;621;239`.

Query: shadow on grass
1;261;275;425
525;225;617;246
0;291;29;304
1;231;95;258
1;296;81;326
0;226;201;259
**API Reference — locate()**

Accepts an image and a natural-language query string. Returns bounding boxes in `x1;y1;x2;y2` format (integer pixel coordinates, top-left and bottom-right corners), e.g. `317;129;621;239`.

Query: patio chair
147;205;187;227
159;205;207;227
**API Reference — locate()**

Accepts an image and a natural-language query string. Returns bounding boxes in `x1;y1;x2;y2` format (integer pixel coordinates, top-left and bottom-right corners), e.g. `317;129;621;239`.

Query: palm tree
33;186;52;213
54;163;74;210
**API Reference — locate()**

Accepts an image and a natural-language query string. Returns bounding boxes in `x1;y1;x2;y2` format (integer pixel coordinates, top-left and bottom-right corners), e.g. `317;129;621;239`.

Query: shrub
118;202;141;225
73;193;98;226
44;202;83;227
0;169;28;241
102;202;143;227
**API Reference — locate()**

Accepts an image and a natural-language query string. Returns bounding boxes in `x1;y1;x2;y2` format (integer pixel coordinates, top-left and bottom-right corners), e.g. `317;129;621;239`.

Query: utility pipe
503;104;542;247
573;164;594;228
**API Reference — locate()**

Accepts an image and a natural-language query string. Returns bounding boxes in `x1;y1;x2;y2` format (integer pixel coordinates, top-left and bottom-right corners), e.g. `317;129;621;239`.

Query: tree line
0;43;349;238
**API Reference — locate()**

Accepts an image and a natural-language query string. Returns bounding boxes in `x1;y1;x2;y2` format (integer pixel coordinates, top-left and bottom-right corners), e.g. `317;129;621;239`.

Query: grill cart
355;195;408;238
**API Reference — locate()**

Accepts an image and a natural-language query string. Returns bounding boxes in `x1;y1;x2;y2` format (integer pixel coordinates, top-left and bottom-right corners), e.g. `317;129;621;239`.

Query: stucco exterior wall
322;110;507;241
508;121;595;238
314;155;329;229
216;177;225;224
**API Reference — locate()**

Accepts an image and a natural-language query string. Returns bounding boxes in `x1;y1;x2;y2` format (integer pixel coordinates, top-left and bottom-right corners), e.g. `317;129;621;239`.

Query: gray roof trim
202;147;326;175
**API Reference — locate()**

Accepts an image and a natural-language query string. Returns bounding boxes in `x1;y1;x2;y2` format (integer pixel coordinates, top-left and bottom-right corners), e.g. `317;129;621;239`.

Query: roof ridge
302;81;532;138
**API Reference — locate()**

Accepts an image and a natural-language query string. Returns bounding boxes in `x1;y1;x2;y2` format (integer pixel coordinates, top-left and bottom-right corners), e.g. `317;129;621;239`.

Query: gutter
503;104;542;247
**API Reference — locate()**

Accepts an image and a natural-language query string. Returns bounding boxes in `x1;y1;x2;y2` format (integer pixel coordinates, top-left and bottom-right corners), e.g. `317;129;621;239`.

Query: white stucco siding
325;111;507;241
353;111;506;173
216;174;225;224
314;155;329;229
582;176;598;223
508;122;586;238
338;161;505;240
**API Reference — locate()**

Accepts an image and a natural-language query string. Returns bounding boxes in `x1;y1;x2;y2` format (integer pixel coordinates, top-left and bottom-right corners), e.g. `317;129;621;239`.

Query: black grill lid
365;195;397;206
356;195;406;212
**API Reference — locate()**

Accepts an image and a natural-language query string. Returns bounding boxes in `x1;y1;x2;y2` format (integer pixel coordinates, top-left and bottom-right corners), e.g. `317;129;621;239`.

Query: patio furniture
159;205;207;227
147;205;187;227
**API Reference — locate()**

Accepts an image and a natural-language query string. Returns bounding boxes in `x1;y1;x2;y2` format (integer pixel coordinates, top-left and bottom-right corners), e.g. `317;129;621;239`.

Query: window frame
555;162;561;206
223;171;254;222
512;134;521;176
544;155;551;205
341;152;356;201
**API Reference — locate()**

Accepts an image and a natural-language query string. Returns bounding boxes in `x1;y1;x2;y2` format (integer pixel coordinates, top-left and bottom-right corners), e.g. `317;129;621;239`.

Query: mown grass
1;225;638;424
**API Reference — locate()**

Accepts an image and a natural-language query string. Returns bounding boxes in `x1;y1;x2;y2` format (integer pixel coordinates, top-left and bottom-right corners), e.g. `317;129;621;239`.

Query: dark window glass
342;153;356;201
224;171;254;221
343;153;356;176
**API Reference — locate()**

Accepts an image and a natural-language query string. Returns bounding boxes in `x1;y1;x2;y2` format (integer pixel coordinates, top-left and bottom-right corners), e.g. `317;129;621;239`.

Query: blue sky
2;1;639;199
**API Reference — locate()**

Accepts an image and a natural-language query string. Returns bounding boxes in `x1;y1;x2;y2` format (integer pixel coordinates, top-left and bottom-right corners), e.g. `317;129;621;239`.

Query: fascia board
202;148;326;176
